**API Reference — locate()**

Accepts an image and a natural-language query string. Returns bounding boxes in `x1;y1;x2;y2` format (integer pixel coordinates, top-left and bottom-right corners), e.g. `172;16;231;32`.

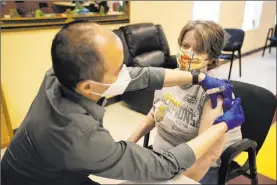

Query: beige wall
219;1;276;52
1;1;276;129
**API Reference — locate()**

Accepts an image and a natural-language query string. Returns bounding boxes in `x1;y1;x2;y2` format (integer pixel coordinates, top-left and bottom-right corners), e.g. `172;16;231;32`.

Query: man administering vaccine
1;21;244;185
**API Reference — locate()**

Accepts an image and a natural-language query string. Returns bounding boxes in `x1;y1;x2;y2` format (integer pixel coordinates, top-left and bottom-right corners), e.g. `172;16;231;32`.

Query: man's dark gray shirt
1;67;195;185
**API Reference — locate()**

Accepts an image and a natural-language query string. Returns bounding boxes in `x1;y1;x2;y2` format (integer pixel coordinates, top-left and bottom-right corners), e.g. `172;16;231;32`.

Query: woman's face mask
89;64;131;99
176;47;209;71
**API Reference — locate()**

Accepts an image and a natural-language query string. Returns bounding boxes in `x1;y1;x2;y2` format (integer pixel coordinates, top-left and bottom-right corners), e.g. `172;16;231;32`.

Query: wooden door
1;105;11;148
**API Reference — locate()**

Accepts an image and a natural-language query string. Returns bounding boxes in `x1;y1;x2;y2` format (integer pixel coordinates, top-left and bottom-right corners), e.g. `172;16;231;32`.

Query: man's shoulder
65;113;100;135
42;68;102;136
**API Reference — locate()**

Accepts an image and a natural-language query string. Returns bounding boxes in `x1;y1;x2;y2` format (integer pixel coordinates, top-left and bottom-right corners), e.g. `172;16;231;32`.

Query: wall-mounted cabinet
1;1;130;31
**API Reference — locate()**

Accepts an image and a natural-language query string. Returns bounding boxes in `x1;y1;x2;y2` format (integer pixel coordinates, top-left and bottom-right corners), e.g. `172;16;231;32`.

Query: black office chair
262;24;277;57
143;81;277;185
219;29;245;80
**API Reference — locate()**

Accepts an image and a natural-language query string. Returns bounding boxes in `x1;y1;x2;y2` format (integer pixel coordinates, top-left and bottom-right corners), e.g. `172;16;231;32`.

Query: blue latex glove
200;74;233;109
214;97;245;131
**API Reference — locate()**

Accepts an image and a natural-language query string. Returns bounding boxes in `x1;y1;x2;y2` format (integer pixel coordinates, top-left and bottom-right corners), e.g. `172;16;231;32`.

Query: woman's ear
207;59;219;71
205;59;212;67
206;56;215;63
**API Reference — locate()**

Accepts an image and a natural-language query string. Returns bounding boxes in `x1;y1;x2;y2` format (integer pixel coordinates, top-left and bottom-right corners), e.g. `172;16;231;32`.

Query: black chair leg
238;49;242;77
262;39;268;57
248;147;258;185
269;41;272;54
228;52;234;80
251;177;258;185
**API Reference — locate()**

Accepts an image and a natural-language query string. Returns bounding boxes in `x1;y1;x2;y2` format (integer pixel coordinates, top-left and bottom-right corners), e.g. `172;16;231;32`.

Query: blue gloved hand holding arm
214;97;245;131
200;74;233;109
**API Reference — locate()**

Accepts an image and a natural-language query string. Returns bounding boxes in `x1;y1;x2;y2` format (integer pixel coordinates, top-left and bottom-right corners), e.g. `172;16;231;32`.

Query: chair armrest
218;138;258;184
221;138;257;163
164;55;177;69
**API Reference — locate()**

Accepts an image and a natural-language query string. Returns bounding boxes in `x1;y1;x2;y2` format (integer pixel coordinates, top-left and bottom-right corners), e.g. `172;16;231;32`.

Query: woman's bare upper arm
198;96;224;134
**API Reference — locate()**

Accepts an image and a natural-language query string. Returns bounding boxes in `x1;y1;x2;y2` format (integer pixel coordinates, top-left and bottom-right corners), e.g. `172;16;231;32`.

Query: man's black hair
51;21;104;89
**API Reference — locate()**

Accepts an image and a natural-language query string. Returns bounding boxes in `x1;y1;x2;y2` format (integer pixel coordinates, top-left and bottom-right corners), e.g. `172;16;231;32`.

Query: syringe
206;86;226;95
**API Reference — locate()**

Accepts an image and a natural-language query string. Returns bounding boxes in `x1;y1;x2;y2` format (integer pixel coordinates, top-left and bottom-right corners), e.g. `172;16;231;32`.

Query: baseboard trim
241;47;264;58
219;47;265;66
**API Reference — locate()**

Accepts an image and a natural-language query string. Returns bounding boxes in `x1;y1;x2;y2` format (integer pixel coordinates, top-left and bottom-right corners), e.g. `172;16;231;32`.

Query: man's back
1;70;98;185
1;128;91;185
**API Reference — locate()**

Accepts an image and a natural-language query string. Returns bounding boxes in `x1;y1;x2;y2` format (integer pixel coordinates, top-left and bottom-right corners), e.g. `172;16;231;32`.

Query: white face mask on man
89;64;131;99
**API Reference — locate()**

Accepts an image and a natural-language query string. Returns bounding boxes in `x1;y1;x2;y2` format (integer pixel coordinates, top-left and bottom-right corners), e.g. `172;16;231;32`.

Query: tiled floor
1;49;276;184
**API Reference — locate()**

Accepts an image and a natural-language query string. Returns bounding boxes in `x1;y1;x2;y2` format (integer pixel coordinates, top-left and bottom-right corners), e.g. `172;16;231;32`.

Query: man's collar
60;85;105;121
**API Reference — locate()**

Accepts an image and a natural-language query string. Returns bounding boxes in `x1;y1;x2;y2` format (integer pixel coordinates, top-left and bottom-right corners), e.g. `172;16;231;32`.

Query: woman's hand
127;112;156;143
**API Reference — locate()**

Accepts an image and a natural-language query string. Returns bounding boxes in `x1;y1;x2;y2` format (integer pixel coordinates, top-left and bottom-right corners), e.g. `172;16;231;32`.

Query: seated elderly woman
127;20;242;184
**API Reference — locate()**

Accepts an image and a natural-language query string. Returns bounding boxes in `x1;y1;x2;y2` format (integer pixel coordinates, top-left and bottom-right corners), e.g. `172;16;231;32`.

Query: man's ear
75;81;92;96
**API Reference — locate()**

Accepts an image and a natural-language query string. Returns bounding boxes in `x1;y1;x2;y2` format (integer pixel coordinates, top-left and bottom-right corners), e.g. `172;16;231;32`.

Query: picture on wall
0;1;130;30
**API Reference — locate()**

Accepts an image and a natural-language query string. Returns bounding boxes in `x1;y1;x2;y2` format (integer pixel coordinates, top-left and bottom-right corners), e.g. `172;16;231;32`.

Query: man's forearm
126;67;206;92
187;122;227;160
163;69;206;87
182;135;226;182
182;151;216;182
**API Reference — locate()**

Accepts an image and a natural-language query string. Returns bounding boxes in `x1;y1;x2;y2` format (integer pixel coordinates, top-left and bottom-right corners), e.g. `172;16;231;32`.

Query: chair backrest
223;29;245;51
230;80;277;152
113;28;133;66
113;23;170;67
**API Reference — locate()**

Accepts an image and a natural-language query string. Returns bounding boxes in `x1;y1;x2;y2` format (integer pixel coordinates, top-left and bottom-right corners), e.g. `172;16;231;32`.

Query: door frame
1;84;14;148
